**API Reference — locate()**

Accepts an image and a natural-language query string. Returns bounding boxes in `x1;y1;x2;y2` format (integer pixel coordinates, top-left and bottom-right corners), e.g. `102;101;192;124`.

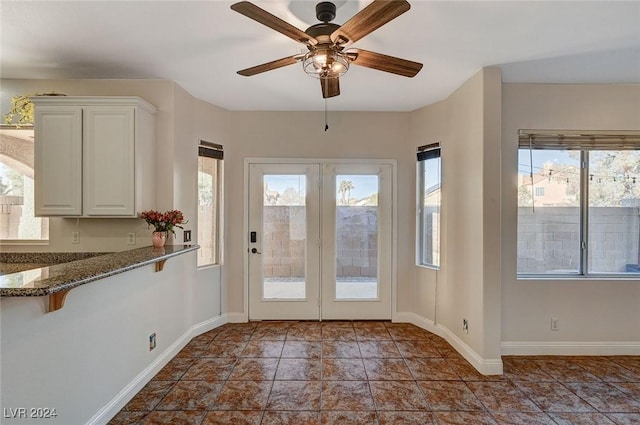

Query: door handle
251;247;262;254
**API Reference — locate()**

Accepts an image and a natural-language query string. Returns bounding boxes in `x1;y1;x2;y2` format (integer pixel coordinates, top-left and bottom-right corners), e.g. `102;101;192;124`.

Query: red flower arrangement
140;209;187;237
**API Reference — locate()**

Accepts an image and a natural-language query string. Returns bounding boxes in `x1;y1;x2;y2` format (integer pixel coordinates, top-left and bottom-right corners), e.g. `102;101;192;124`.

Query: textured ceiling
1;1;639;111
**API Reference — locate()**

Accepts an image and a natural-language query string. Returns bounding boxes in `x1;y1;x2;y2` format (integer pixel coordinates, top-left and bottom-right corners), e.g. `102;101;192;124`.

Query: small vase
152;231;167;248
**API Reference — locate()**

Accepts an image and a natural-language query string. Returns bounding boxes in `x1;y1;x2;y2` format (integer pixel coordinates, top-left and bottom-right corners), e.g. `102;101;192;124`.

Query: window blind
199;140;223;159
417;142;441;161
518;130;640;150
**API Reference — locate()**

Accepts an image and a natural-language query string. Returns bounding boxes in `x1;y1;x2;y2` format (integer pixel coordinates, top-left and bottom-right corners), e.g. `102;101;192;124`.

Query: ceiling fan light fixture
303;48;349;78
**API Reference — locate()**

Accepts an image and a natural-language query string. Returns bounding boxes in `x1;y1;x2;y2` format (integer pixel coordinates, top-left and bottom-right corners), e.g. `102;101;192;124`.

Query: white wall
410;100;448;324
191;97;231;321
442;69;487;357
223;111;414;318
481;68;503;361
501;84;640;354
409;68;503;373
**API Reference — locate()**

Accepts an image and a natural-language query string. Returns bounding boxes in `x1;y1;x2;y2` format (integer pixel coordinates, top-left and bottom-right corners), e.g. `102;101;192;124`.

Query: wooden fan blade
320;77;340;98
349;49;423;77
231;1;317;46
237;55;302;76
331;0;410;46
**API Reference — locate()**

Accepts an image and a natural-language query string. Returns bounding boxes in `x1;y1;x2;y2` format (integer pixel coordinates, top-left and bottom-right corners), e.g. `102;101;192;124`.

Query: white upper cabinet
82;106;135;216
32;96;157;217
34;106;83;216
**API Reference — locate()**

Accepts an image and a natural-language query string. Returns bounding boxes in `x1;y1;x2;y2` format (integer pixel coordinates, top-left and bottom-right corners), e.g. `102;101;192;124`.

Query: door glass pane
263;175;306;299
588;150;640;274
336;175;378;299
517;149;580;274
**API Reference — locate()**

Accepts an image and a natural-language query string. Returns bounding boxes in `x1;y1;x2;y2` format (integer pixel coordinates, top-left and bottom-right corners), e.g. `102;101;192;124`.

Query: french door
247;160;393;320
248;163;321;320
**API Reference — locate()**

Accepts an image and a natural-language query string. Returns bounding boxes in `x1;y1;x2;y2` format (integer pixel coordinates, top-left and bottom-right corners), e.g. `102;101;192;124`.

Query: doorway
247;159;394;320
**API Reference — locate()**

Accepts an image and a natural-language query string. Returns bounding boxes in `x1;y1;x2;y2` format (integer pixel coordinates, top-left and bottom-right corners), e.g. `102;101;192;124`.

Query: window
197;141;223;267
417;143;441;267
0;126;48;242
517;130;640;276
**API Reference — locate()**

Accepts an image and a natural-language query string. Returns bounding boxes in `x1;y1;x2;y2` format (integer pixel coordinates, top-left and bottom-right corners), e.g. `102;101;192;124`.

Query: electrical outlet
551;317;560;331
149;333;156;351
127;233;136;245
184;230;191;243
71;231;80;244
463;318;469;334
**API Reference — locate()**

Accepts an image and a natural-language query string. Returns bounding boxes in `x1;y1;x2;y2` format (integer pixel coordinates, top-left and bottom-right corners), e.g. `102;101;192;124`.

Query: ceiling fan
230;0;423;99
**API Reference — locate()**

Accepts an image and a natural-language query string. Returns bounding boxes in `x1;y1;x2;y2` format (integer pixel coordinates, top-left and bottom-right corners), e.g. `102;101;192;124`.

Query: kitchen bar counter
0;245;198;311
0;252;108;275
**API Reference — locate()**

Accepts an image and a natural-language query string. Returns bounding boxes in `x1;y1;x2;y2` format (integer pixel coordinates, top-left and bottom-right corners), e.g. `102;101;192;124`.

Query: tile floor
108;321;640;425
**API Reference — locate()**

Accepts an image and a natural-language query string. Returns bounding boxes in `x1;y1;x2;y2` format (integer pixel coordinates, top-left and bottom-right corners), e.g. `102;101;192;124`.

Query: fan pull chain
324;99;329;131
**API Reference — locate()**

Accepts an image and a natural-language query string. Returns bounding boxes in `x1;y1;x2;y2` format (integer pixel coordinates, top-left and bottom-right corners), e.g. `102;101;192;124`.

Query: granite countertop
0;245;199;297
0;252;108;275
1;263;56;275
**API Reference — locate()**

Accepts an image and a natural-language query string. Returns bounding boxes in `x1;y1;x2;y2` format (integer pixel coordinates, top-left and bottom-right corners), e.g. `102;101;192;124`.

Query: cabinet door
34;106;82;216
83;106;136;216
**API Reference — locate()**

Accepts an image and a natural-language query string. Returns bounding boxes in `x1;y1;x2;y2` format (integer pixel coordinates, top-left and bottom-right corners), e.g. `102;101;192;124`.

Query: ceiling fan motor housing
305;22;340;41
316;2;337;22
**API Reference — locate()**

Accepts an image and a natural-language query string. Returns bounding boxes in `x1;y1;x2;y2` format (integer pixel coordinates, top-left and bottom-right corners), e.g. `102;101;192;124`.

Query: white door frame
243;157;398;321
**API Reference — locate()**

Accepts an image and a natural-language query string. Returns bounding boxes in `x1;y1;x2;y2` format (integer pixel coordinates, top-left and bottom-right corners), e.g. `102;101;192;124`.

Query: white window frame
416;143;441;269
517;129;640;278
197;140;223;268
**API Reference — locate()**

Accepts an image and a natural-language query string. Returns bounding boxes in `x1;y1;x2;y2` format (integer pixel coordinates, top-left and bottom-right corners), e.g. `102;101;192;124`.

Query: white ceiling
2;1;639;112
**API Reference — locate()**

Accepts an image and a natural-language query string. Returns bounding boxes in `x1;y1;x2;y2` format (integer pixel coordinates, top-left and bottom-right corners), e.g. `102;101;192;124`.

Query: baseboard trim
87;331;191;425
394;312;443;338
227;312;248;323
502;341;640;356
443;326;503;375
395;312;503;375
88;314;228;425
191;314;228;338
